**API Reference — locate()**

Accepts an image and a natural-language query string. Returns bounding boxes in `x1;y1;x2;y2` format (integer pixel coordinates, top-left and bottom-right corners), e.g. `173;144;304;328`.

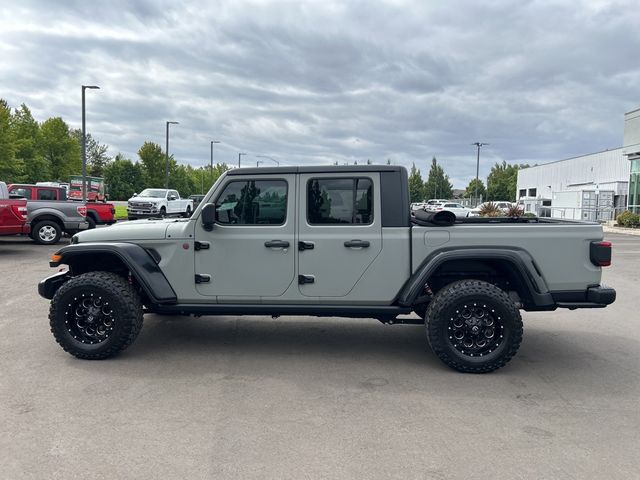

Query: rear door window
307;177;373;225
37;189;58;200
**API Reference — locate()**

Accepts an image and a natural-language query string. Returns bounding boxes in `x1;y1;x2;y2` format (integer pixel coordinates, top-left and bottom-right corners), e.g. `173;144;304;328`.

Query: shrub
479;202;501;217
616;210;640;228
506;204;523;218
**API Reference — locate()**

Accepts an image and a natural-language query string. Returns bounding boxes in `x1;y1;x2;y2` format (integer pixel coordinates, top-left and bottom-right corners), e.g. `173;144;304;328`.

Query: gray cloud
1;0;639;187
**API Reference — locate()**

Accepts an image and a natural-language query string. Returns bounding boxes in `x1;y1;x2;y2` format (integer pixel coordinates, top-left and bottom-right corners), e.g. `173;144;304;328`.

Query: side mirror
133;193;137;197
201;203;216;231
168;195;177;201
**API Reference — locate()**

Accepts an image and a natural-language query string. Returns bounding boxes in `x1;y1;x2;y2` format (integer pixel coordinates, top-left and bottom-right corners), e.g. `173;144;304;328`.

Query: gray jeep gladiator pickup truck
38;166;615;372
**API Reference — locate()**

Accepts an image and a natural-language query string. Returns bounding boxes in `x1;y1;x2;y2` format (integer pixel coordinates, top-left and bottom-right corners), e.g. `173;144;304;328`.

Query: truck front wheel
425;280;523;373
49;271;143;360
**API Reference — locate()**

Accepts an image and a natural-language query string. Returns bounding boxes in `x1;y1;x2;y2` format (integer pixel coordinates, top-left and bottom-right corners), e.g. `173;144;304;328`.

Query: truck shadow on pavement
80;314;638;391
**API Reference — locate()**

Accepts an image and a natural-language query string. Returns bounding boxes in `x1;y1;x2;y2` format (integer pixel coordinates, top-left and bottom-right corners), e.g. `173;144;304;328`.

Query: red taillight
77;206;87;217
436;207;443;211
11;205;27;220
590;241;612;267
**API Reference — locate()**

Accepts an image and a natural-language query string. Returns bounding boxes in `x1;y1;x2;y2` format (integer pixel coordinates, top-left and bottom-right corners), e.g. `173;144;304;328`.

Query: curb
602;225;640;236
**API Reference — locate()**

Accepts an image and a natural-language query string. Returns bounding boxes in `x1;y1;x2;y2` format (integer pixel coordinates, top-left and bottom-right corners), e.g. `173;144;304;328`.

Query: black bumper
553;285;616;309
38;271;71;300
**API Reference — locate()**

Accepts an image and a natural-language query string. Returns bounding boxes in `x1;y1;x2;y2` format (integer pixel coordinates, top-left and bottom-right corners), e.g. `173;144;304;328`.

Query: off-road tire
425;279;523;373
49;271;143;360
86;216;96;229
32;220;62;245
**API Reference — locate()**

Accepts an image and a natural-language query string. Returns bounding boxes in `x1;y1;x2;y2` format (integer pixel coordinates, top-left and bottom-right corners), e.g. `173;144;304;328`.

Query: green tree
71;129;111;177
464;178;487;201
423;157;453;200
0;99;19;181
486;161;527;202
138;141;170;187
103;154;145;200
408;163;425;202
38;117;81;181
10;103;42;182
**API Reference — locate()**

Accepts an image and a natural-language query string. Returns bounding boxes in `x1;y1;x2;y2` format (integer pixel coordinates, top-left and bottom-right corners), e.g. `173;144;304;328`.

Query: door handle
344;240;370;248
264;240;290;248
298;241;315;251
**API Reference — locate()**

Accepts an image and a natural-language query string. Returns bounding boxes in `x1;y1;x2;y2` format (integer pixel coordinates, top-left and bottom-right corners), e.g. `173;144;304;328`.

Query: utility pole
81;85;100;202
472;142;488;206
165;121;179;188
210;140;220;183
238;152;246;168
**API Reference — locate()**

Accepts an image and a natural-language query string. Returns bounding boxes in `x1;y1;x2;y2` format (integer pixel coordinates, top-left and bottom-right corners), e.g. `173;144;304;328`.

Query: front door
194;175;295;300
297;173;382;297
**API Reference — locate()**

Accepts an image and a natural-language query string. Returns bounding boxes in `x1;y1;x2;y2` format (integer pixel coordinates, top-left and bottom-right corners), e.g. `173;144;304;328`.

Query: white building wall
516;147;629;198
624;107;640;158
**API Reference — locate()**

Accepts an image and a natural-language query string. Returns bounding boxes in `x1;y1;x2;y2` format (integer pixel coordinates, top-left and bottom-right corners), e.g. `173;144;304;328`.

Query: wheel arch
46;243;177;305
31;214;64;228
396;248;554;310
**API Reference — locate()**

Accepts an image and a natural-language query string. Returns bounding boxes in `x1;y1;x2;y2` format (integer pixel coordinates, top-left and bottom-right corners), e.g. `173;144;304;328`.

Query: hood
128;196;163;203
73;218;179;243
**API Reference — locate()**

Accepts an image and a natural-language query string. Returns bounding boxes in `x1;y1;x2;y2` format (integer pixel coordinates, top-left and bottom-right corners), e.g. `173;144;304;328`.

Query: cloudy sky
1;0;639;187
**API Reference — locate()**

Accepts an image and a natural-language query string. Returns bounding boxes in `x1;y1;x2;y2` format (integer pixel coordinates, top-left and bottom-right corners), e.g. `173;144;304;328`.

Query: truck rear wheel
49;271;143;360
32;220;62;245
183;205;192;218
425;280;523;373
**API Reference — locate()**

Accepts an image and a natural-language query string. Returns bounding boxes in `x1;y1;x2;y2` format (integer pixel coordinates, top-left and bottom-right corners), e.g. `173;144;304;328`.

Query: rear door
194;175;296;299
297;173;382;297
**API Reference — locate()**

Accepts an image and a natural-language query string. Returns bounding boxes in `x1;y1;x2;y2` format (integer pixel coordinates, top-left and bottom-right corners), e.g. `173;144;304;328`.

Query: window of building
307;177;373;225
519;189;526;198
215;180;288;225
629;159;640;213
528;188;537;197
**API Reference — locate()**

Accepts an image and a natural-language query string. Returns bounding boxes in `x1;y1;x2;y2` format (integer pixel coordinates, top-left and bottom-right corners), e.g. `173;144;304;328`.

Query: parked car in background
127;189;193;220
468;201;514;217
189;194;205;209
8;184;115;229
0;182;29;237
427;201;470;218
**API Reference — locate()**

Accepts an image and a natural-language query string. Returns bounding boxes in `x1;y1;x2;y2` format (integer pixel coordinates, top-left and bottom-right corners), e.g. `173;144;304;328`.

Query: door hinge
298;274;315;285
195;274;211;284
194;241;210;251
298;241;315;251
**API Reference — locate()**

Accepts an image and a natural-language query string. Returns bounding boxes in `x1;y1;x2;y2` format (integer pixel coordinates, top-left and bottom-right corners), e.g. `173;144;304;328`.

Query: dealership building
517;107;640;219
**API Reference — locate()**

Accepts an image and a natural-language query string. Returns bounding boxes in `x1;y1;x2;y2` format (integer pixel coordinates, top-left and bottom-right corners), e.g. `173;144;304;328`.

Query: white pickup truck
127;188;193;220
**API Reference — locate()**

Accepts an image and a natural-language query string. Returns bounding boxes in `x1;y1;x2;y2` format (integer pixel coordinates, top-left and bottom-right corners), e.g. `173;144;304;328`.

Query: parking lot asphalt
1;232;638;479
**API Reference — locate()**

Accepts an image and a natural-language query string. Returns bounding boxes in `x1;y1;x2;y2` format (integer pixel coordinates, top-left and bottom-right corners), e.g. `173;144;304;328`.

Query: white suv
429;201;470;218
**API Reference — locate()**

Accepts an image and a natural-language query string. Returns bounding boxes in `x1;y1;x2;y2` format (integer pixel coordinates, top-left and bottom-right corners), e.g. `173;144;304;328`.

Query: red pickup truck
0;182;30;236
8;184;116;228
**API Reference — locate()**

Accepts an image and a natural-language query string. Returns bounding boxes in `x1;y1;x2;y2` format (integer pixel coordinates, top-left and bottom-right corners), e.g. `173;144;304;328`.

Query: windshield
138;189;166;198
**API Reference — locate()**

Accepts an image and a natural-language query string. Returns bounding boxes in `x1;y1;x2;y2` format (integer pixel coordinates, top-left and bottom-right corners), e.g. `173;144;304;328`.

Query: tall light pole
238;152;246;168
81;85;100;202
165;121;179;188
472;142;489;206
210;140;220;179
256;155;280;166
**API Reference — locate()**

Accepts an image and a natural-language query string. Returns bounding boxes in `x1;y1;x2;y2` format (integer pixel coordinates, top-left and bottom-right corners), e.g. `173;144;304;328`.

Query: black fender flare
396;247;555;309
42;242;177;304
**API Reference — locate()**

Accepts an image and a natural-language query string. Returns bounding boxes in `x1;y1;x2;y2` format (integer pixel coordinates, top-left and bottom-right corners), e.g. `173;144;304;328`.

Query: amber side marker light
51;254;62;264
